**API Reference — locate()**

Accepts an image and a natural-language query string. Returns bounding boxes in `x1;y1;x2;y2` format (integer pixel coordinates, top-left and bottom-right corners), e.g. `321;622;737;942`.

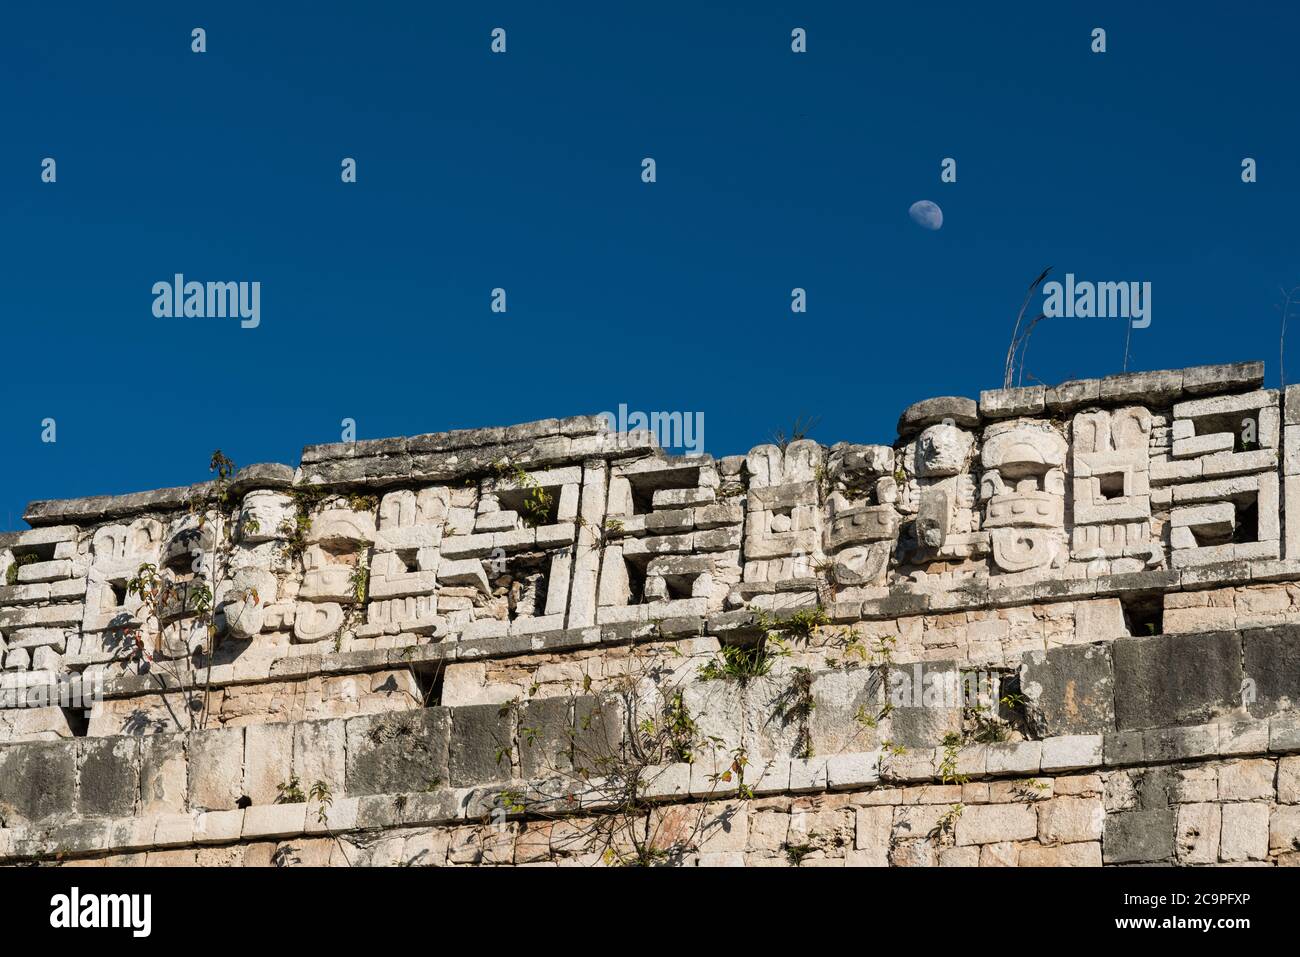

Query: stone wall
4;360;1300;866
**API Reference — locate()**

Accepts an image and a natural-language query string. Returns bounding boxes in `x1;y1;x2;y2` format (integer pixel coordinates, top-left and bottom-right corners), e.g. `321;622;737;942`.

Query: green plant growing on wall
346;493;378;513
1012;778;1051;801
488;642;763;866
938;731;969;785
4;551;40;586
698;639;787;681
698;606;828;683
276;775;306;804
348;548;370;604
121;450;256;732
491;459;554;528
782;838;819;866
276;486;327;564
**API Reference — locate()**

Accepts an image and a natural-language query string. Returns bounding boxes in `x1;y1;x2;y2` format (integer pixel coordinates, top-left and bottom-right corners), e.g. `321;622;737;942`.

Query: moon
909;200;943;231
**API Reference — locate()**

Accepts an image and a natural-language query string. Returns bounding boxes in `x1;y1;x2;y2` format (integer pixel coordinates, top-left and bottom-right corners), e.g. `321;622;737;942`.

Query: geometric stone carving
744;481;820;560
1071;408;1152;527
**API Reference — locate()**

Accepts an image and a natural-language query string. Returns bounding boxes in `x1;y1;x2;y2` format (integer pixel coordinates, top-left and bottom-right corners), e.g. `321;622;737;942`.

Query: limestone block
1100;369;1182;403
1103;809;1175;864
1113;632;1243;730
366;595;440;635
1037;796;1103;844
344;709;450;796
1217;759;1275;801
0;705;73;744
1175;802;1222;864
1220;802;1269;861
954;803;1036;846
448;703;514;786
1241;626;1300;719
1269;805;1300;852
897;396;979;435
1017;842;1101;866
139;734;187;816
1074;598;1128;640
986;740;1041;776
193;809;246;845
75;736;139;818
1040;735;1104;772
990;528;1067;574
852;805;892;866
1173;388;1276;420
1278;755;1300;803
299;545;358;602
243;803;307;841
89;518;165;578
0;739;76;824
1045;378;1100;411
244;723;296;806
829;542;891;587
979;386;1045;419
306;508;376;547
1021;645;1114;736
368;548;439;599
437;558;489;594
188;727;246;811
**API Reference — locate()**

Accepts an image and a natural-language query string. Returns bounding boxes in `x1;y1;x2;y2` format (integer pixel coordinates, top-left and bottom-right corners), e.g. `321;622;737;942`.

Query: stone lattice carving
1159;390;1281;568
600;456;736;621
1069;407;1160;572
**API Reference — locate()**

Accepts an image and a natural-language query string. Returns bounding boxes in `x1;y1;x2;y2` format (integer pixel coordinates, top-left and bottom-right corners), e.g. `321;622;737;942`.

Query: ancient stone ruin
3;360;1300;866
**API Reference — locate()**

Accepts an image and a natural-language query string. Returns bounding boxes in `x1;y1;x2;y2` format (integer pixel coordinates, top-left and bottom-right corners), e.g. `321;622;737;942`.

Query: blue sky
2;2;1298;529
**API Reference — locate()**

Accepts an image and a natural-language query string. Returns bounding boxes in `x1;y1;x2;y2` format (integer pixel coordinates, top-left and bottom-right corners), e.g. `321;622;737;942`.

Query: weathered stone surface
345;709;450;796
517;695;572;778
188;728;246;811
448;703;514;786
1112;631;1244;730
77;737;139;818
1220;802;1269;861
955;803;1037;846
0;739;76;824
979;386;1045;419
896;396;979;435
139;734;188;816
1176;802;1221;864
1020;644;1115;736
1242;625;1300;718
1103;809;1175;864
1037;797;1103;844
